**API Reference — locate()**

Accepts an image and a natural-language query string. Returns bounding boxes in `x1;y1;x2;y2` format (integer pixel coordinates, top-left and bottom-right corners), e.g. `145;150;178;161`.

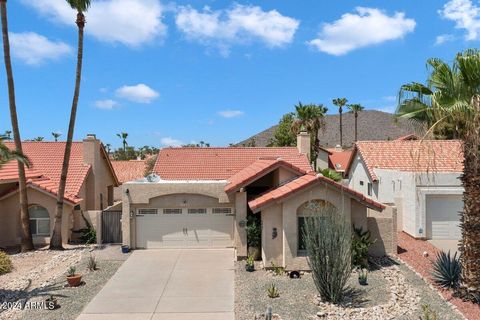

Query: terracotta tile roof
327;149;353;173
111;160;146;183
0;161;44;183
1;142;91;198
248;172;385;212
348;140;464;181
154;147;312;180
224;159;309;193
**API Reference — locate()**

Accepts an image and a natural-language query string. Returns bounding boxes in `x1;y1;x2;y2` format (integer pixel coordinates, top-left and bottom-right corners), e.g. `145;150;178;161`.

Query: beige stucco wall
351;199;368;231
367;206;397;256
316;149;330;171
0;187;73;247
261;203;283;266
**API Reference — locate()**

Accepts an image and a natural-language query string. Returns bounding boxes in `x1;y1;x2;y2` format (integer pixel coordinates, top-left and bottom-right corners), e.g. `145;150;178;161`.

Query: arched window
297;200;333;252
29;205;50;236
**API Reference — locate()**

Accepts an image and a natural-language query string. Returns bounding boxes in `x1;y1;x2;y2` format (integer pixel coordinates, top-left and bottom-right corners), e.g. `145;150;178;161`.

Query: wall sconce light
130;210;134;219
125;189;129;195
272;227;277;239
419;228;423;234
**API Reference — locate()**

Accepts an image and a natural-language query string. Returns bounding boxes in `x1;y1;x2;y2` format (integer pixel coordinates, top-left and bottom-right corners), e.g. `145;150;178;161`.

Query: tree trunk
50;12;85;250
459;100;480;296
339;107;343;147
0;0;34;252
354;112;358;142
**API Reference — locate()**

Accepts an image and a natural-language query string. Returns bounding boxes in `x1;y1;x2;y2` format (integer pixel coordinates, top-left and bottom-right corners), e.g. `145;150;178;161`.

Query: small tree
269;112;296;147
302;203;351;303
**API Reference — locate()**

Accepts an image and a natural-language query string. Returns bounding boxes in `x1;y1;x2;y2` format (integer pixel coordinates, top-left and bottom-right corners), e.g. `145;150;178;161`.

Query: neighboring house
111;160;146;201
317;145;353;177
121;132;396;269
0;135;119;247
346;139;464;240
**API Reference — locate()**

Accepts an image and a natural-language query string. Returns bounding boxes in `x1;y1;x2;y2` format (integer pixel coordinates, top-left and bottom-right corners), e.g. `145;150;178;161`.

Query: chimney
297;130;311;160
83;134;102;209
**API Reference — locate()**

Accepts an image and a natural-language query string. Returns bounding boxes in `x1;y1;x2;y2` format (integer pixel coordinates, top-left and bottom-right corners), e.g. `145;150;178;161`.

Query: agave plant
431;251;461;289
266;283;279;298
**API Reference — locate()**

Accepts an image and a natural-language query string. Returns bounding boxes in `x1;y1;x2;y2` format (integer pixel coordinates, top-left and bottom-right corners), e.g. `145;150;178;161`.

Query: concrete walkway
78;249;234;320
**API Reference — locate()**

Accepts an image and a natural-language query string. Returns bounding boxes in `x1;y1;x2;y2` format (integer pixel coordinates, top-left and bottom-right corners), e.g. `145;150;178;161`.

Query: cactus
265;306;273;320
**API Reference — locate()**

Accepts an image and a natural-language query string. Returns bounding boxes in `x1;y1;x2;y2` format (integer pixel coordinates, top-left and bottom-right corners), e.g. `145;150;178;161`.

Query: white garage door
136;207;234;249
426;195;462;240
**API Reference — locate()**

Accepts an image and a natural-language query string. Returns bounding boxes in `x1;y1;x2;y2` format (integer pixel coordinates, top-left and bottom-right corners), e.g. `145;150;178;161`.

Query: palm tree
50;0;91;250
105;143;111;154
4;130;11;139
52;132;62;142
116;132;128;153
397;49;480;297
32;136;44;141
332;98;348;147
0;135;29;168
347;104;364;142
0;0;34;251
292;102;328;169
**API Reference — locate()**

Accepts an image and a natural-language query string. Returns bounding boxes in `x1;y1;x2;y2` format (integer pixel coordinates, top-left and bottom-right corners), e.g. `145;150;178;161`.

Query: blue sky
0;0;477;148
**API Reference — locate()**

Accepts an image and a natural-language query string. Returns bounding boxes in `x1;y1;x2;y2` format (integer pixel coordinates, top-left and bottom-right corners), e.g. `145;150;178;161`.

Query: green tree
4;130;11;139
116;132;128;153
347;103;364;143
0;135;29;168
269;112;296;147
1;0;34;251
51;132;61;142
319;168;342;182
292;102;328;169
332;98;348;146
50;0;91;250
397;49;480;296
32;136;44;141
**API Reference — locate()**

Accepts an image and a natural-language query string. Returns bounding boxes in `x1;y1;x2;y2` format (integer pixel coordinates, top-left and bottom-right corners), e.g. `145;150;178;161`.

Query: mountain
236;110;421;148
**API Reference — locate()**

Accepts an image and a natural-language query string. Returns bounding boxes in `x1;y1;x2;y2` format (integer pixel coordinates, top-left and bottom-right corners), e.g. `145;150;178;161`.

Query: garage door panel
136;208;234;249
426;195;462;240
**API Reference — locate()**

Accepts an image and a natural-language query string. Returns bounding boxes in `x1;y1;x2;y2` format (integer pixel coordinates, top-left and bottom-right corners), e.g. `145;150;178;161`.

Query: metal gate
101;211;122;243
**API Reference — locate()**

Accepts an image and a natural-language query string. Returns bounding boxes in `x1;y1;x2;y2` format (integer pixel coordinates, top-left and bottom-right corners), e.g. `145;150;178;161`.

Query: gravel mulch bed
397;232;480;320
235;257;464;320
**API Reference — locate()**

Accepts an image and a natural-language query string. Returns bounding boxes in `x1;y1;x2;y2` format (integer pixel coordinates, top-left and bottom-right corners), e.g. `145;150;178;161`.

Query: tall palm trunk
339;107;343;146
0;0;34;252
50;12;85;249
459;99;480;295
354;112;358;142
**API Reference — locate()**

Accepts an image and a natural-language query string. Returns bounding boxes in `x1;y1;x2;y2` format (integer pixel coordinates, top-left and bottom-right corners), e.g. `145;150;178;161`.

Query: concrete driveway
78;249;234;320
428;239;460;255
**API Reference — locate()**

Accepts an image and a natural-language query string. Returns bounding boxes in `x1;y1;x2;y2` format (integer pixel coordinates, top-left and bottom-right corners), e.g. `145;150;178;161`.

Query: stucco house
346;139;464;240
111;159;146;201
121;132;396;269
0;135;119;247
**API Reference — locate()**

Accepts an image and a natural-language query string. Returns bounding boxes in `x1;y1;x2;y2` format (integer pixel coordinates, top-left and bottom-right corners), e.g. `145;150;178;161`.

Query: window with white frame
137;208;158;215
163;208;183;214
212;208;232;214
29;205;50;236
188;208;207;214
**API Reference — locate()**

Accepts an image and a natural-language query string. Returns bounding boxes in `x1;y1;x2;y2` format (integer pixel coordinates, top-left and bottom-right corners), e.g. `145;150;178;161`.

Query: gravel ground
0;245;125;320
235;258;464;320
21;258;123;320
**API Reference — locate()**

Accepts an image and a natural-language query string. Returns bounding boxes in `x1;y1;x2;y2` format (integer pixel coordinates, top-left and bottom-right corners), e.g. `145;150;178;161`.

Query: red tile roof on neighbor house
327;148;353;173
154;147;312;180
0;142;98;204
111;160;146;183
347;140;464;182
248;172;385;212
224;158;310;193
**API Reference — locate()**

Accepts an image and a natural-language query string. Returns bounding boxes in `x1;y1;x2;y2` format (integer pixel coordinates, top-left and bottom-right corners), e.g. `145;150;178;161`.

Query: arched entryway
28;205;50;236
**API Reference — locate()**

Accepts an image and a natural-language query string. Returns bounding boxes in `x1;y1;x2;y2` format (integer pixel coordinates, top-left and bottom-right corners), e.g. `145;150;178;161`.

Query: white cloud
160;137;183;147
94;99;118;110
440;0;480;40
9;32;72;65
175;4;299;53
115;84;159;103
308;7;415;55
22;0;166;47
218;110;244;118
435;33;456;45
376;105;396;114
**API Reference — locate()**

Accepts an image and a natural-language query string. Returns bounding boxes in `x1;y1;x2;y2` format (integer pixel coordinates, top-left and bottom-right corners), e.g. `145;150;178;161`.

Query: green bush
0;251;12;275
302;203;352;303
351;226;375;269
246;213;261;248
432;251;461;289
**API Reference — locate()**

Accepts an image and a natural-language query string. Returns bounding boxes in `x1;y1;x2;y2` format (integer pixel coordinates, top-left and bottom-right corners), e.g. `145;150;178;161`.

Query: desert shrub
351;226;375;269
270;262;285;276
266;284;279;298
419;304;438;320
0;251;12;275
79;212;96;244
246;213;261;248
432;251;461;289
87;254;98;271
302;203;352;303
